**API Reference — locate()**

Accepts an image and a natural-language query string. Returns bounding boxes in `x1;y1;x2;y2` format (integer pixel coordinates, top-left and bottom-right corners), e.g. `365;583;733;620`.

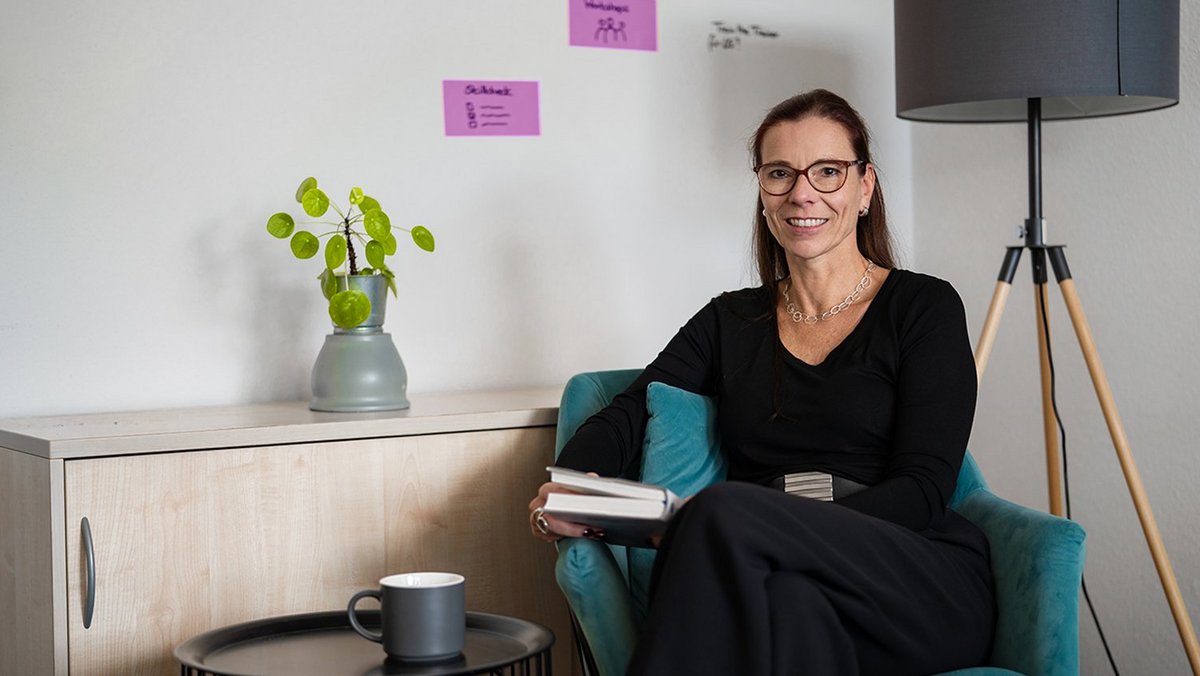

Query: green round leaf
365;240;386;268
348;187;364;205
328;289;372;329
364;209;392;241
301;188;330;217
382;231;397;255
380;266;398;297
266;212;295;238
358;196;381;214
290;231;319;259
295;177;318;203
325;234;347;269
318;268;338;300
411;225;435;252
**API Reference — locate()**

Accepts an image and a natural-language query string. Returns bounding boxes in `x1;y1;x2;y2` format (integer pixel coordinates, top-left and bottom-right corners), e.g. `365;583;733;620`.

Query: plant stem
329;200;347;221
343;216;359;275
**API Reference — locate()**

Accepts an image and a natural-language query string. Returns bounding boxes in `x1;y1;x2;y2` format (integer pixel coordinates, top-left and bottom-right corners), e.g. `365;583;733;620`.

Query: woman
528;89;995;674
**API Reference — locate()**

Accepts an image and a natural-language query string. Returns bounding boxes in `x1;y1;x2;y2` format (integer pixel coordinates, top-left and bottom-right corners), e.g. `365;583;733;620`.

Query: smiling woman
754;111;887;364
751;91;896;287
531;88;994;674
758;122;872;268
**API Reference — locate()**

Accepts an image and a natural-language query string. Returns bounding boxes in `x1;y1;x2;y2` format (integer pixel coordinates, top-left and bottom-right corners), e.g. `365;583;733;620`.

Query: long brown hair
749;89;897;291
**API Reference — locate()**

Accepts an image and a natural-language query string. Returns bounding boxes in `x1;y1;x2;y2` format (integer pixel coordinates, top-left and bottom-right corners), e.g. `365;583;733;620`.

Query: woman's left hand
528;480;592;543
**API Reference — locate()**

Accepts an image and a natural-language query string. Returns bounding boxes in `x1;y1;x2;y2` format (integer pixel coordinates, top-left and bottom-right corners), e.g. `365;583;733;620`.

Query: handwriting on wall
570;0;657;51
443;80;541;136
708;21;779;51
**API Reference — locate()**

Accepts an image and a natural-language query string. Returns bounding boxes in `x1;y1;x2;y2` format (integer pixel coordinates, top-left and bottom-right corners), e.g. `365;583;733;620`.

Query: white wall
13;0;1191;673
0;0;908;418
908;4;1200;674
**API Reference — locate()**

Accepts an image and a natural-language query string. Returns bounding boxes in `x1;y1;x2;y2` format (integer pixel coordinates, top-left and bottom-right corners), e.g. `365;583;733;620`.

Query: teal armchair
553;369;1087;676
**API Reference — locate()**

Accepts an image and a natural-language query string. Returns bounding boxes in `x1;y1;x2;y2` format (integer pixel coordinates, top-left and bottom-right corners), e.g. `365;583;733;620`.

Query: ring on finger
532;507;551;536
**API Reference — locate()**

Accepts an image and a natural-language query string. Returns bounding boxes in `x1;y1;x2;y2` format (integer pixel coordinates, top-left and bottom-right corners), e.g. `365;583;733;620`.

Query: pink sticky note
569;0;657;51
443;80;540;137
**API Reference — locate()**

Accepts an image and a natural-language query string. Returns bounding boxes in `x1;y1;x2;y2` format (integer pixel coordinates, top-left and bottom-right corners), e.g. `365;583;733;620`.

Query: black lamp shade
895;0;1179;122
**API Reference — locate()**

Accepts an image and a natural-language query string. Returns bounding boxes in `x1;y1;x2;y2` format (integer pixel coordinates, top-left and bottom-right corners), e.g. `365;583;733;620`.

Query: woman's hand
528;478;596;543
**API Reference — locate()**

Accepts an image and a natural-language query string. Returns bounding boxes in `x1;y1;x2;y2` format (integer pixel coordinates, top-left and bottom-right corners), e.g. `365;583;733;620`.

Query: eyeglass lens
757;161;854;195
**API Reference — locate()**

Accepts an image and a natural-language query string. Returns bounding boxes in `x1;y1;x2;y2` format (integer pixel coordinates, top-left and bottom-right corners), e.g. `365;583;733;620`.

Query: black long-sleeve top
556;269;979;533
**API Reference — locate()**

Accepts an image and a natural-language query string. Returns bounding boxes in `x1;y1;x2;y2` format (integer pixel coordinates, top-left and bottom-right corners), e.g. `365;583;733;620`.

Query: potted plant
266;177;435;329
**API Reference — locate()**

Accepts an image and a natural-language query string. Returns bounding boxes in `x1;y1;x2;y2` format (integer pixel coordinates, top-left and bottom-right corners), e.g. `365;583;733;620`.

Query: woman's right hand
528;479;595;544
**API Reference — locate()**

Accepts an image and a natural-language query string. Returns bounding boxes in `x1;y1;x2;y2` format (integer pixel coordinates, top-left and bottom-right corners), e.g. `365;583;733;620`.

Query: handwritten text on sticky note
443;80;540;137
569;0;657;51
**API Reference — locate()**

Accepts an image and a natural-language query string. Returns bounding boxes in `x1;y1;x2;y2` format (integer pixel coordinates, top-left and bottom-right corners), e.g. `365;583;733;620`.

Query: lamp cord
1037;286;1120;675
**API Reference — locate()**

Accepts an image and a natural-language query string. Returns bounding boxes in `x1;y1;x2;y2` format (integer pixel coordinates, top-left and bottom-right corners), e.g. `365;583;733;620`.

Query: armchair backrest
556;369;642;453
950;451;989;507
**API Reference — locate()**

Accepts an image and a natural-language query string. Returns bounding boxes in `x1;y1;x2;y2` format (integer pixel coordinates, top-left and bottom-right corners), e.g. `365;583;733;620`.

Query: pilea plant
266;177;435;329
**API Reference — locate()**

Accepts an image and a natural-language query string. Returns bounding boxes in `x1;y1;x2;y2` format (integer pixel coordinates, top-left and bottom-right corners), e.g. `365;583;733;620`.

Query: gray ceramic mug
347;572;466;662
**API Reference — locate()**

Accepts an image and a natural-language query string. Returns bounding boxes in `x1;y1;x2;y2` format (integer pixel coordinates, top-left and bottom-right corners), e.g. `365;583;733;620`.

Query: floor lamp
893;1;1199;672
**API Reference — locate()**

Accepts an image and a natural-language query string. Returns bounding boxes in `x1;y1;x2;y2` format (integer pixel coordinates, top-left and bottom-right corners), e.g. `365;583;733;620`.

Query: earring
762;209;768;217
858;206;869;217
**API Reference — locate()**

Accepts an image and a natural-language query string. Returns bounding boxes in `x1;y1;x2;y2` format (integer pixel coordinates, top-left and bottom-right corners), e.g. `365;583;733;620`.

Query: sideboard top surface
0;386;564;460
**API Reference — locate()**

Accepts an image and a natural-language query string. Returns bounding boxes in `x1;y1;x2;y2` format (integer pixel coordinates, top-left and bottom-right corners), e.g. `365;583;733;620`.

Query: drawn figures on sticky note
708;21;779;51
595;18;627;44
443;81;540;137
570;0;656;51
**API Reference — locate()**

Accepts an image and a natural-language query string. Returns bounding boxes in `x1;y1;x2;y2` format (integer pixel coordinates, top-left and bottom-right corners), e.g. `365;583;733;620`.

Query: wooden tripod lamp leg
1048;249;1200;674
975;248;1025;383
974;280;1010;382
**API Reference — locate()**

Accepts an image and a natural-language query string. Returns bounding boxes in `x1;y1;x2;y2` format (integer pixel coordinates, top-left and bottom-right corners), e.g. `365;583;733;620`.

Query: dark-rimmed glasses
753;159;866;195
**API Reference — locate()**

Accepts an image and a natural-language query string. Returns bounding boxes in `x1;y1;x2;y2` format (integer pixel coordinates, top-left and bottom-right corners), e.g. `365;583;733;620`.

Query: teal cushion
627;382;727;621
641;382;727;497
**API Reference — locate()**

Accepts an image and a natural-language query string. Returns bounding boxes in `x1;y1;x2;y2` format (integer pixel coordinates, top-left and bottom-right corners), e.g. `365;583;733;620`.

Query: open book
542;466;684;548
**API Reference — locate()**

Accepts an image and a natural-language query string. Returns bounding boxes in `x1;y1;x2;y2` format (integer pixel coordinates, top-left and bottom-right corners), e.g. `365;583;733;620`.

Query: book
542;466;684;547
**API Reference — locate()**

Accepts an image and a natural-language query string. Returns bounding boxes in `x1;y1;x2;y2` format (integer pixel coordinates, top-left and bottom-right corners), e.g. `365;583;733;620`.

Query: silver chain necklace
783;262;877;324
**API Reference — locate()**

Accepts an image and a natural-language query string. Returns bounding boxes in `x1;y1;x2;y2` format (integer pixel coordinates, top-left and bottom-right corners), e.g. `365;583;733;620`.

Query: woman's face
758;116;875;267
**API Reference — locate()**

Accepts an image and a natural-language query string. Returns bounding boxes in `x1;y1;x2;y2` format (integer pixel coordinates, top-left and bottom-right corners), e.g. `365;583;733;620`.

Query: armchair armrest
954;490;1087;676
555;537;641;676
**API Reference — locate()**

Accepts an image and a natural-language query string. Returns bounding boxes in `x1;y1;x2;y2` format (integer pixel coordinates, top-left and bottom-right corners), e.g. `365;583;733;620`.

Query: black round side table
175;610;554;676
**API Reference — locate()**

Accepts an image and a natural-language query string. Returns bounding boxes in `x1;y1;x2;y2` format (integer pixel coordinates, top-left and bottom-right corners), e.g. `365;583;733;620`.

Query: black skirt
627;481;995;676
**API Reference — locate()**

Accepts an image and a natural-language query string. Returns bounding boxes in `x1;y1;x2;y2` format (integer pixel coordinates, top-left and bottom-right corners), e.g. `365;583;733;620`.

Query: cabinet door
63;427;569;675
381;427;570;649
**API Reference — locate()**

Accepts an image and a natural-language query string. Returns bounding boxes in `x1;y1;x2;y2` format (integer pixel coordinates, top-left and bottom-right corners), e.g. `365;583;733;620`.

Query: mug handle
347;589;383;642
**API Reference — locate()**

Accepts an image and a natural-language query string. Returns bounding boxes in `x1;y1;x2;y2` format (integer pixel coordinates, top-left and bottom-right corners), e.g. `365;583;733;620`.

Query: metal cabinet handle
81;517;95;629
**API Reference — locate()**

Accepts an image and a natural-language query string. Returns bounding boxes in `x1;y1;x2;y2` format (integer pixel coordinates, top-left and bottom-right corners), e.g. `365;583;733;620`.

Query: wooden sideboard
0;388;577;675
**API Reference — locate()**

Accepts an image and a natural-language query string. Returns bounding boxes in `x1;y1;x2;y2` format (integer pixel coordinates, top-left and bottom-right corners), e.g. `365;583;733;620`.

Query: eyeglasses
753;159;866;195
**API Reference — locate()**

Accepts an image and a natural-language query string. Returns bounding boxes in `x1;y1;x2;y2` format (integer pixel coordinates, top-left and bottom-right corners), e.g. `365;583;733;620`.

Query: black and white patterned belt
767;471;868;501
